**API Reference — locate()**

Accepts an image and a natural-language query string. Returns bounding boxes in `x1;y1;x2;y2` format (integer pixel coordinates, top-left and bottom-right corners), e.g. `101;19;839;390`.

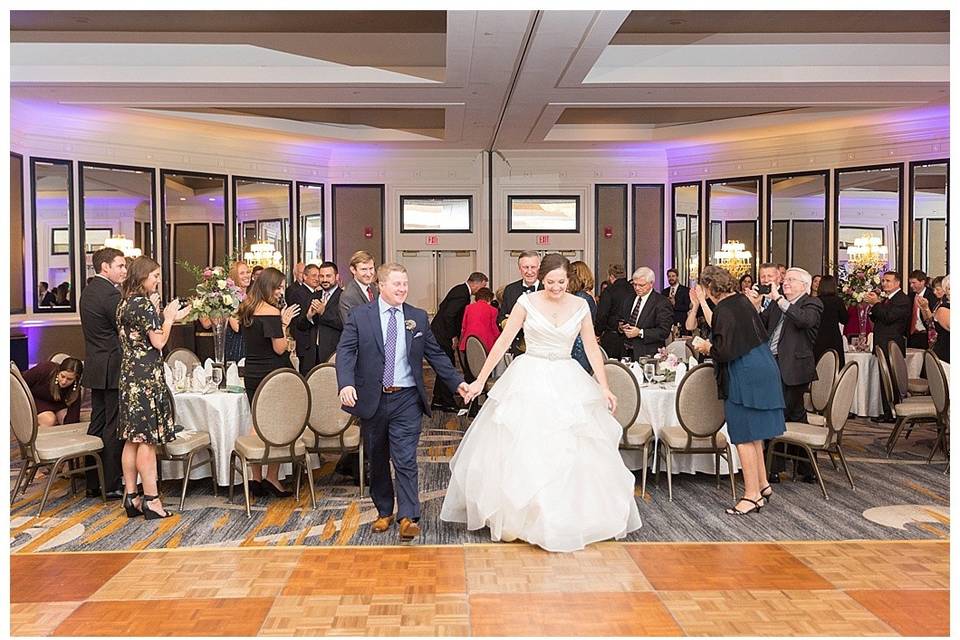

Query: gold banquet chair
878;347;937;456
10;366;107;515
888;341;929;397
767;362;859;500
302;363;364;497
923;350;950;463
804;350;839;426
657;363;736;502
49;352;71;365
604;360;653;498
165;347;201;371
157;385;218;510
9;363;88;437
228;368;315;517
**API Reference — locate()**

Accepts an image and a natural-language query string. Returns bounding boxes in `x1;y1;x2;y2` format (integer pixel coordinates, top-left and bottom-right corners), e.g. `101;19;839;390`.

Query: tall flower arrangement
177;260;245;320
838;258;886;307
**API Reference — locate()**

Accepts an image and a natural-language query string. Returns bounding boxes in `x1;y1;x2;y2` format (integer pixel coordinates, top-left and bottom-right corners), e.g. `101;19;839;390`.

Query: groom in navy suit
336;262;469;541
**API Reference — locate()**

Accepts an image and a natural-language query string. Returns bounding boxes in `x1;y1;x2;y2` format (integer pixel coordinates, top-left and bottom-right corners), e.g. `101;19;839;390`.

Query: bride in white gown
440;254;642;552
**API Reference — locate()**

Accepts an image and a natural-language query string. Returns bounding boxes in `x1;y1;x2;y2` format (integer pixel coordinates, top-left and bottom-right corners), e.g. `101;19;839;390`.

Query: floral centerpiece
837;259;886;307
652;348;682;382
177;260;245;364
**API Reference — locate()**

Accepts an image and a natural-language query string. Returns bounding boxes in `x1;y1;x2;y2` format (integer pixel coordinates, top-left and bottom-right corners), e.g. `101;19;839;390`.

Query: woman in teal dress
692;266;785;516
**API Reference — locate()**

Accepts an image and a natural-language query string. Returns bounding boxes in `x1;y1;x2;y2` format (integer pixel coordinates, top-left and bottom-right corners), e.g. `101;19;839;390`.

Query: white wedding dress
440;294;642;552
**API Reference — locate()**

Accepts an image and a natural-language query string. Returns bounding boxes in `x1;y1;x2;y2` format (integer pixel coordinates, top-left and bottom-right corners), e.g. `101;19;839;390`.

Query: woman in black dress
117;257;191;519
236;267;300;498
932;275;950;363
812;275;848;367
21;358;83;426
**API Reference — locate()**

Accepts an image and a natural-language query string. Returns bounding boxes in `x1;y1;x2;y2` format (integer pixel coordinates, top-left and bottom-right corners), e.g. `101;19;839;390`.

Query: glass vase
211;316;227;388
857;303;870;351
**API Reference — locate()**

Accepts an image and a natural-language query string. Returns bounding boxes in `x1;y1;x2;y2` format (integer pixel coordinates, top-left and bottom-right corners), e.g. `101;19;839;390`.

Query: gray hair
631;266;655;284
943;274;950;293
786;267;813;294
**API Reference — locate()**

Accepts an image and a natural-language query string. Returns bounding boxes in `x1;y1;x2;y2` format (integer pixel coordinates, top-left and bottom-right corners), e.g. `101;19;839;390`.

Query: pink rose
203;268;213;278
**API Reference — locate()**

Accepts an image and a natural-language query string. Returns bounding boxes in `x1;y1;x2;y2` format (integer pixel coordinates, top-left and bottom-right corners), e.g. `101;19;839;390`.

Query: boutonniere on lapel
404;319;417;332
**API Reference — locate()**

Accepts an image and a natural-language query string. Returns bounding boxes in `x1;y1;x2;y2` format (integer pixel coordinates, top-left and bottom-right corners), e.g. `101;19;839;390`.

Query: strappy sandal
760;485;774;503
141;494;175;520
725;497;762;516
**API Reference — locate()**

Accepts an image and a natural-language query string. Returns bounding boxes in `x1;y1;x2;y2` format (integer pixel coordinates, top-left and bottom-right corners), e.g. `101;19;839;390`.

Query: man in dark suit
338;250;378;325
430;271;489;411
79;247;127;499
865;271;912;419
907;269;938;350
336;263;468;541
305;261;344;364
497;251;541;354
662;268;691;331
288;263;325;375
596;263;633;359
284;261;306;305
619;267;674;360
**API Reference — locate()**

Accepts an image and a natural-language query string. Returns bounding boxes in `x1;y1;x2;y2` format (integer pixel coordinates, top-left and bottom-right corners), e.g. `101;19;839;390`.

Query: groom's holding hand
336;262;470;541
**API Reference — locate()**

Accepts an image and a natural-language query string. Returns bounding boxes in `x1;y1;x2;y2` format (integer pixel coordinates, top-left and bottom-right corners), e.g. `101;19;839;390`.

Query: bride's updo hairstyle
698;265;738;298
537;253;570;282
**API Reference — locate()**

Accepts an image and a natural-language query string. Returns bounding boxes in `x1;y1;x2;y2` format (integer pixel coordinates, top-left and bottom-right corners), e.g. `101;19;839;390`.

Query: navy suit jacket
335;300;464;420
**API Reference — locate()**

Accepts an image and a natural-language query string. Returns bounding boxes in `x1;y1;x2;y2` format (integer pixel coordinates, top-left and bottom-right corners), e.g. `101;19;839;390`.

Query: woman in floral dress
117;256;191;520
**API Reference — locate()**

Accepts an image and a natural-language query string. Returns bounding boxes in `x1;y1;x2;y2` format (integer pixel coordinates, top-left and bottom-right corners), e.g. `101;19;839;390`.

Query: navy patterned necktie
382;307;399;387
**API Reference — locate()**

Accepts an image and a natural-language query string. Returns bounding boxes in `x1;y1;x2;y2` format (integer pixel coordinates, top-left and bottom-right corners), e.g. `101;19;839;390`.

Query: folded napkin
226;362;241;387
689;356;698;369
204;358;214;376
674;362;687;381
174;359;188;381
192;365;208;392
237;357;246;368
867;333;874;351
163;363;174;389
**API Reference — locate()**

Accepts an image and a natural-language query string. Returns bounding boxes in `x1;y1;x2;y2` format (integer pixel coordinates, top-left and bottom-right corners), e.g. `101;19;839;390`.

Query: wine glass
174;368;186;393
643;363;656;386
211;367;223;390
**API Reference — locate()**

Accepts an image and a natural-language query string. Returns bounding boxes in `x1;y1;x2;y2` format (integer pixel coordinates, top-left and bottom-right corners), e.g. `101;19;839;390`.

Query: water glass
211;367;223;390
643;363;656;385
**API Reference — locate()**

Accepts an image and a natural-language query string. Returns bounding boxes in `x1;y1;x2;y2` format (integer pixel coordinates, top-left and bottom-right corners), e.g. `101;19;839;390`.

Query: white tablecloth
906;348;925;379
844;352;881;418
620;371;741;475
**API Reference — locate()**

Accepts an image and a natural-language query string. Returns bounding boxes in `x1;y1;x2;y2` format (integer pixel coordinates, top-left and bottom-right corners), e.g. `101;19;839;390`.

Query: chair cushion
805;413;826;427
780;422;830;447
902;396;931;404
235;434;306;460
660;425;727;449
623;422;653;446
893;402;937;418
163;430;212;456
302;424;361;449
33;432;104;461
908;379;929;395
38;421;89;436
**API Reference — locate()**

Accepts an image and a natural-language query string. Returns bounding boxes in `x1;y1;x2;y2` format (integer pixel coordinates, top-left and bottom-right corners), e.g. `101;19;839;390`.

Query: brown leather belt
382;386;410;394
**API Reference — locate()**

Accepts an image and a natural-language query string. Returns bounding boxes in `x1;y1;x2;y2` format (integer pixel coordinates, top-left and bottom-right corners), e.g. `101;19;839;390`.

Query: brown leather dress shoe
372;515;394;533
398;517;421;540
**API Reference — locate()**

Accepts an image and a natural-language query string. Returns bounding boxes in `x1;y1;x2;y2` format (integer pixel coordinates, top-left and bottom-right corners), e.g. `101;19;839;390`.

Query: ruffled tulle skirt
440;353;642;552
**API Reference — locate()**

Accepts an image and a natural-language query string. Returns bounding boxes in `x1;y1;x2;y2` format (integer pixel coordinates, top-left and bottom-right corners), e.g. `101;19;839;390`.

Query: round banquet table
843;348;926;418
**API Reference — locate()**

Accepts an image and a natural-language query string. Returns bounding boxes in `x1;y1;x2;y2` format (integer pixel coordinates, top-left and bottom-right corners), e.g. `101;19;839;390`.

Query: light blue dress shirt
378;297;415;388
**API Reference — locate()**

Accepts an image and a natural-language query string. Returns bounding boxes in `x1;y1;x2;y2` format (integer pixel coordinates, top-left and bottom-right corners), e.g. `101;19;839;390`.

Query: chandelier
846;235;888;268
712;241;752;278
244;242;283;269
103;235;142;258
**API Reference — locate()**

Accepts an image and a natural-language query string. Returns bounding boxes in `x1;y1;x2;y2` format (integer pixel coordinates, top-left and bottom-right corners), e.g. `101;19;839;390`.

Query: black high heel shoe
141;494;175;520
725;497;762;516
248;479;267;498
122;489;143;518
760;485;774;503
262;480;293;498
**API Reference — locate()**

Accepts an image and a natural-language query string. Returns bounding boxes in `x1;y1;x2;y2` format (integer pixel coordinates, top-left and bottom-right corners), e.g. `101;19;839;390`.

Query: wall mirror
768;171;828;276
80;163;155;287
706;176;760;278
11;153;25;313
910;160;948;278
161;171;227;300
836;165;901;274
31;157;75;312
671;182;700;286
297;182;324;265
234;177;293;278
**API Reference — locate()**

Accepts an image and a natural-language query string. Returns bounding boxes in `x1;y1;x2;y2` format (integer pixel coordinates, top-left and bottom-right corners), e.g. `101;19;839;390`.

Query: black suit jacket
284;282;305;306
288;285;323;358
771;293;824;386
79;276;121;389
497;279;541;353
871;289;911;354
662;284;691;326
595;278;634;357
908;287;939;334
431;283;471;344
295;286;344;366
619;290;674;359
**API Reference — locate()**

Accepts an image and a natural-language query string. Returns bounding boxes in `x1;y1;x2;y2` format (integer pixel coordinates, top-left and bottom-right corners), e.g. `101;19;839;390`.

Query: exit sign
425;235;439;246
536;234;550;245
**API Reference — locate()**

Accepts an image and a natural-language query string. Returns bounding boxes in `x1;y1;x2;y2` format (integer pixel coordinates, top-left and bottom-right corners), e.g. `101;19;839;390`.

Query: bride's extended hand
464;379;484;403
602;387;617;414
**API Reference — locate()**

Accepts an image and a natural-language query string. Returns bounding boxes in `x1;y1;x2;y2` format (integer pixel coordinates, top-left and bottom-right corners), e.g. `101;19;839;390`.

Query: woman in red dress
459;287;500;353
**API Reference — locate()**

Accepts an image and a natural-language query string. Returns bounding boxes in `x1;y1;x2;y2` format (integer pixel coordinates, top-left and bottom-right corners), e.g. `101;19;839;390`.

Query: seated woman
460;287;500;354
21;357;84;427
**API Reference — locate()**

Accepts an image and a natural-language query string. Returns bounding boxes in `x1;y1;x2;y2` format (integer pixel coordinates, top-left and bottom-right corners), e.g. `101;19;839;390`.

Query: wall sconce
603;226;614;239
363;226;374;239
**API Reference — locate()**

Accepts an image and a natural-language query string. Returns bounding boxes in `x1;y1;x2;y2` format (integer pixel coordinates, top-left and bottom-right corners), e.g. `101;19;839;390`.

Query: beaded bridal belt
524;350;572;361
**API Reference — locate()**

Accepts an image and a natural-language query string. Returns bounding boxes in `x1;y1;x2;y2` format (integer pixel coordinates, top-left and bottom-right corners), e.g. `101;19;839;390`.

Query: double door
399;250;476;315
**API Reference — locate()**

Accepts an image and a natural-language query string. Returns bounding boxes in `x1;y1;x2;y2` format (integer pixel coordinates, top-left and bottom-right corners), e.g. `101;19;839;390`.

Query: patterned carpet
10;405;949;553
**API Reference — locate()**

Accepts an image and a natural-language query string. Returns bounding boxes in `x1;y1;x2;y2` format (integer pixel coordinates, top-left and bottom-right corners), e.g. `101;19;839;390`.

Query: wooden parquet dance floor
10;540;948;636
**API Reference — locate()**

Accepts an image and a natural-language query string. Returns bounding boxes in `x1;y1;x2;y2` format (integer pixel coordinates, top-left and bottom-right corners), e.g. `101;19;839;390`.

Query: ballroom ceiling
10;10;950;151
